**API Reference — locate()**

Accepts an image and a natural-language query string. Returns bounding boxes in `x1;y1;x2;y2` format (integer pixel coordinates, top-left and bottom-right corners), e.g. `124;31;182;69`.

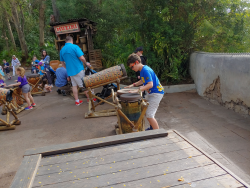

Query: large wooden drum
27;74;41;92
82;64;127;88
3;87;23;106
119;93;144;133
0;88;19;108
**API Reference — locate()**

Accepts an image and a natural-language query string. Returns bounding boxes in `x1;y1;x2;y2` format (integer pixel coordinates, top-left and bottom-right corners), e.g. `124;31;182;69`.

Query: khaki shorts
70;70;85;87
145;93;164;118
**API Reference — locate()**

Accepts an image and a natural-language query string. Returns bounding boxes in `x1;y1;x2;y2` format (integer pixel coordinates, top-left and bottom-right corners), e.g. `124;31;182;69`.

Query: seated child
0;74;6;88
8;67;36;110
44;84;52;93
38;61;46;77
31;56;40;74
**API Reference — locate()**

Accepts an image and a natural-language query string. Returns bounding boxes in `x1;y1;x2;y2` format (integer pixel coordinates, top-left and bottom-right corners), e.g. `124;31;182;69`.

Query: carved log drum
82;64;127;88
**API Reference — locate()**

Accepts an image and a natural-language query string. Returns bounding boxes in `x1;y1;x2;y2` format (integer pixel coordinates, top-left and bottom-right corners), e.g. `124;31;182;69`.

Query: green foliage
0;0;250;83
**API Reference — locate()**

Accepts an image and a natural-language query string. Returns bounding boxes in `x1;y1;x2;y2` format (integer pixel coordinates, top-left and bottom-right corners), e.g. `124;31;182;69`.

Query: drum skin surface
83;64;127;88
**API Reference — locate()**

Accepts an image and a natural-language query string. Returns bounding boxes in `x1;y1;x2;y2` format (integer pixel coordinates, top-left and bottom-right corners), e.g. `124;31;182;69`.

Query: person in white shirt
11;55;21;76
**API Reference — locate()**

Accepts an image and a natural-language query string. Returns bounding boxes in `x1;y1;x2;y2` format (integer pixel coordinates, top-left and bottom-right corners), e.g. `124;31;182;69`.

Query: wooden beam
24;129;168;156
9;154;41;188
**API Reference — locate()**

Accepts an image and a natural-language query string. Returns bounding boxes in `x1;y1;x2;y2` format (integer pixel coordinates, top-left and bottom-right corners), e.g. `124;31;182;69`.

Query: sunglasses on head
130;62;137;69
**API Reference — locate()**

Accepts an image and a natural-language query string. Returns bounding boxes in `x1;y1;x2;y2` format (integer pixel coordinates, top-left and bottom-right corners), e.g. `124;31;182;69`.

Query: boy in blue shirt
125;53;164;130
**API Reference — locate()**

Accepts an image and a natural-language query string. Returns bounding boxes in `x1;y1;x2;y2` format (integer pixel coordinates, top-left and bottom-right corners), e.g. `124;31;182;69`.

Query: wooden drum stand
0;90;21;131
83;64;127;118
112;90;149;134
2;86;28;115
85;78;127;118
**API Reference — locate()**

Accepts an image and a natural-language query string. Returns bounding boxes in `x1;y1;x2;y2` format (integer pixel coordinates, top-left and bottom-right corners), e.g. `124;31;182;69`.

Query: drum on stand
27;74;41;92
119;93;144;133
2;87;22;108
82;64;127;88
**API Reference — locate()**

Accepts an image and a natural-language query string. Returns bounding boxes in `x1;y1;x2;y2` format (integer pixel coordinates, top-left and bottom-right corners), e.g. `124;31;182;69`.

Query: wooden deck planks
39;136;176;166
101;164;229;188
11;129;249;188
33;147;202;187
25;129;168;156
34;155;214;188
173;174;244;188
36;141;193;176
10;154;41;188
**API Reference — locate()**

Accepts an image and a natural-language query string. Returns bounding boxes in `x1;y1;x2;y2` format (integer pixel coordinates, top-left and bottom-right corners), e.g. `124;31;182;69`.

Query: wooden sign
54;22;80;35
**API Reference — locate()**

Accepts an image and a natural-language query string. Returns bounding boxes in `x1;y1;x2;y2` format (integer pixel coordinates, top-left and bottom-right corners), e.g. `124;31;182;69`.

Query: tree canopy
0;0;250;82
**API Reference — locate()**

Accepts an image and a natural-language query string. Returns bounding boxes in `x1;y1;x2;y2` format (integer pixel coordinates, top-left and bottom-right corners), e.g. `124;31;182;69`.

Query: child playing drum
8;67;36;110
125;53;164;130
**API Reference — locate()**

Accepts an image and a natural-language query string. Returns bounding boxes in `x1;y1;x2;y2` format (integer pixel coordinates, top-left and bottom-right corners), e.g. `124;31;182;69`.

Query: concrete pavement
0;74;249;187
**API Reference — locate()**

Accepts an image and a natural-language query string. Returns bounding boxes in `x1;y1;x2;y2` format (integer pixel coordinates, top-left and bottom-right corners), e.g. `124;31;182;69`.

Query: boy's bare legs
147;118;159;129
28;92;34;104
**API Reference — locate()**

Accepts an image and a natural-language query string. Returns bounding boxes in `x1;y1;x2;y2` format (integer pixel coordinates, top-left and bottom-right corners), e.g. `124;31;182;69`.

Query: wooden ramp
10;129;249;188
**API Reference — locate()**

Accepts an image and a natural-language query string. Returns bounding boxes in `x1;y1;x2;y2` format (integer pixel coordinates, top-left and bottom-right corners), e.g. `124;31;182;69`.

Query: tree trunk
2;27;9;51
39;0;46;47
51;0;60;22
18;3;25;34
10;0;28;58
4;11;16;50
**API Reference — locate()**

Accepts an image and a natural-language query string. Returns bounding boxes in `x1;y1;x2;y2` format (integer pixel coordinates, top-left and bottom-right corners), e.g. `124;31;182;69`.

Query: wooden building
50;18;102;69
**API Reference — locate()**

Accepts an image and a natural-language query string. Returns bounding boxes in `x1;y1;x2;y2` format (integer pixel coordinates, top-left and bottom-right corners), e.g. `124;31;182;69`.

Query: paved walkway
156;90;250;185
0;75;249;187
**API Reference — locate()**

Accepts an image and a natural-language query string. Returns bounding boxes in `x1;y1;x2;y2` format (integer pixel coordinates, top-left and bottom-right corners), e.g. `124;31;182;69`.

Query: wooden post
88;87;95;112
135;102;148;130
93;94;117;108
6;104;10;126
116;78;120;90
117;109;134;128
115;107;123;134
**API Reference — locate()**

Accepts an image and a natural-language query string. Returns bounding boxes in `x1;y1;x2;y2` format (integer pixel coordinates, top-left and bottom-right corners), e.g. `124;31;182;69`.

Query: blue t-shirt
4;62;9;68
55;67;68;87
60;43;84;76
39;66;45;76
17;76;28;88
140;65;164;94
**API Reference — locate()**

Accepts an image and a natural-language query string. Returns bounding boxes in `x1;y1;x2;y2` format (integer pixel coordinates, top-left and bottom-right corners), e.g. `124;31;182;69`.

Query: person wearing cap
134;47;147;81
60;35;91;106
11;55;21;76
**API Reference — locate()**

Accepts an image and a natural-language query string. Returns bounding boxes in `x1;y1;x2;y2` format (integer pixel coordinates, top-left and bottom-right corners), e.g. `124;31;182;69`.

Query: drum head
27;74;40;78
120;93;141;102
117;89;137;96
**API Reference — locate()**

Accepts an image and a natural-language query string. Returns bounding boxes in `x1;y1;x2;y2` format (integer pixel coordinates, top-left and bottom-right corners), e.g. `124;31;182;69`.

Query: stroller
95;83;117;104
